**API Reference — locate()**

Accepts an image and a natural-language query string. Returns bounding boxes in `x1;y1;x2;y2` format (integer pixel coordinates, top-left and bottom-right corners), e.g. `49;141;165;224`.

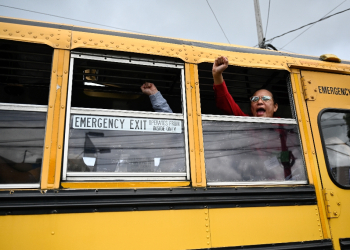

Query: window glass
203;120;306;184
67;116;185;174
0;110;46;184
63;51;188;181
320;111;350;187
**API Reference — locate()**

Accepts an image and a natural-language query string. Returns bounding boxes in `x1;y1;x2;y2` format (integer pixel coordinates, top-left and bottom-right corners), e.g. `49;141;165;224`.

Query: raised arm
212;57;248;116
140;82;173;113
212;56;228;85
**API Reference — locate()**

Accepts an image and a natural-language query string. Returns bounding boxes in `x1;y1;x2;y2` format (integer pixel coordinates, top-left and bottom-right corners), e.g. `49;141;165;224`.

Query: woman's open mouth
256;108;266;116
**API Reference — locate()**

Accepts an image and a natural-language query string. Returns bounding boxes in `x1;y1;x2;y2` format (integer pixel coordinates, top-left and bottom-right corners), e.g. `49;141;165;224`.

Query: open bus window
63;50;189;181
198;63;307;185
320;111;350;188
0;39;53;105
70;49;183;113
0;40;52;188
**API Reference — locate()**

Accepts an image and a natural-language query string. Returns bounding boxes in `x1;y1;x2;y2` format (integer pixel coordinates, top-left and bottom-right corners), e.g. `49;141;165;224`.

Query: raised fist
140;82;158;96
212;56;228;85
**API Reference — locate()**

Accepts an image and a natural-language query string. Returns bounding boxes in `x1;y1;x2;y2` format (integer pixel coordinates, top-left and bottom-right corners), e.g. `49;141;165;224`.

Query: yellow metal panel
209;205;323;247
41;49;70;189
300;71;350;250
40;49;59;189
0;16;71;49
185;64;206;187
2;15;350;74
0;209;209;250
193;65;207;186
289;70;331;239
53;50;70;188
61;181;190;189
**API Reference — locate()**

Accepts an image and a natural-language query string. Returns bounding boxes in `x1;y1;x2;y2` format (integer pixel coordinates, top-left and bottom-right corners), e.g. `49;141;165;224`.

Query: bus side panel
0;209;209;250
209;205;322;247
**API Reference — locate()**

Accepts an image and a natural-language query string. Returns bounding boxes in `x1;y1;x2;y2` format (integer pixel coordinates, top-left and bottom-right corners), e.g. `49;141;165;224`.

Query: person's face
250;89;278;117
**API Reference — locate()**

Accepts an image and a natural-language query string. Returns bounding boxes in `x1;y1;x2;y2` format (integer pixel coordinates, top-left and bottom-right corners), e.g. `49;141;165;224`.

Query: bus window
198;63;307;185
62;50;189;181
320;110;350;188
0;39;53;187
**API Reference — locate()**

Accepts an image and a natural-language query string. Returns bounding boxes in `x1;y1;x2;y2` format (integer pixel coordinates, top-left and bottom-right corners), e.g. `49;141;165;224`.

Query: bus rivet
111;41;114;44
191;150;193;152
16;30;19;33
206;224;208;227
334;211;338;216
66;45;69;48
74;40;77;43
45;37;49;40
94;43;98;45
56;44;59;47
304;152;307;154
46;146;49;149
58;145;61;149
195;82;198;85
312;151;315;154
21;34;25;37
51;232;55;235
330;192;334;196
185;57;188;60
9;33;12;36
83;41;87;44
337;202;341;206
53;70;56;73
3;29;7;32
50;105;53;108
78;37;81;40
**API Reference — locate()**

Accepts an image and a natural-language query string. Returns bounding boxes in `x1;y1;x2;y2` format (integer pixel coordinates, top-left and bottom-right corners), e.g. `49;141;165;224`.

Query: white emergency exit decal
72;115;182;133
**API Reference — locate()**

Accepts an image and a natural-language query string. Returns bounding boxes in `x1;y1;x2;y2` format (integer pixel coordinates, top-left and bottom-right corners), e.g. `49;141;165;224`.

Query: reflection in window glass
320;111;350;187
203;121;306;183
0;110;46;184
67;116;186;173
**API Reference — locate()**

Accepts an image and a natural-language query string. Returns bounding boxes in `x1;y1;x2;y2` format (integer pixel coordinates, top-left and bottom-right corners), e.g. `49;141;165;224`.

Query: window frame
318;108;350;190
200;71;308;186
62;52;190;181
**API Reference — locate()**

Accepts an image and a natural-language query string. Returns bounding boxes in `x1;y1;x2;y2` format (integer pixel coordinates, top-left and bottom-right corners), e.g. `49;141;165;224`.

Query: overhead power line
0;4;153;35
281;0;348;49
206;0;231;44
266;7;350;43
264;0;271;38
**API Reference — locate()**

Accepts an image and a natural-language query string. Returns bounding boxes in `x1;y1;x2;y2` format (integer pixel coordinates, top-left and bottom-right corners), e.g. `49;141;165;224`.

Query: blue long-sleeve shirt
149;91;173;113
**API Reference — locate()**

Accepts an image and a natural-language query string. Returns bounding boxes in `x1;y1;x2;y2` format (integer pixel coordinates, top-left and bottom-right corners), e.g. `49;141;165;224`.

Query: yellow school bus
0;16;349;250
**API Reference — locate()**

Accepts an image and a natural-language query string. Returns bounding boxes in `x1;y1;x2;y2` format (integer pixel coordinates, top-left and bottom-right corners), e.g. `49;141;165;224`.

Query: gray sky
1;0;349;60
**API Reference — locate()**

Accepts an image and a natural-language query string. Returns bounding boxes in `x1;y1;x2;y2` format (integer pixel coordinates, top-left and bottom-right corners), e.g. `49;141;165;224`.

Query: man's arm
212;57;248;116
141;82;173;113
